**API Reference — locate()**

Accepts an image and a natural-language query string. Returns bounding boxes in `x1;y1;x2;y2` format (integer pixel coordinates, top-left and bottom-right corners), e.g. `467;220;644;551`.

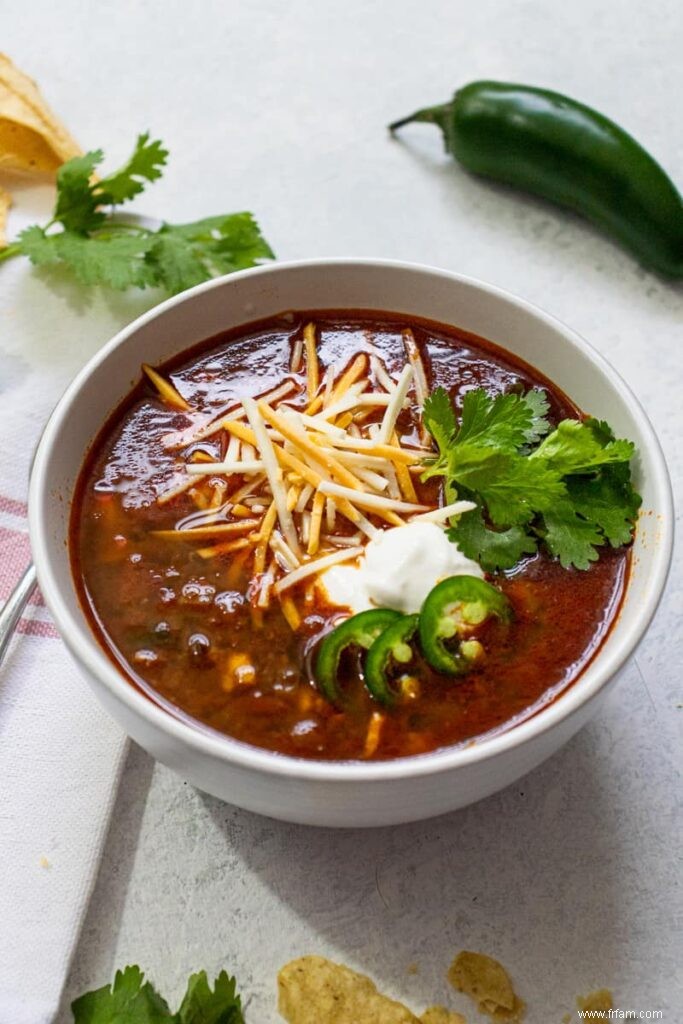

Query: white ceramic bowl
29;260;673;827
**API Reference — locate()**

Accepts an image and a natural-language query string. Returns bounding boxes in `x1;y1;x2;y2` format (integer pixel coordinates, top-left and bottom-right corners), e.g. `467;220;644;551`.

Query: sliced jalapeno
419;575;511;675
315;608;402;703
365;613;420;707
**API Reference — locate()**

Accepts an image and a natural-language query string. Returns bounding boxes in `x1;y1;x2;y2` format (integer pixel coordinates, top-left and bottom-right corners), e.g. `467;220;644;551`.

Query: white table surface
2;1;681;1020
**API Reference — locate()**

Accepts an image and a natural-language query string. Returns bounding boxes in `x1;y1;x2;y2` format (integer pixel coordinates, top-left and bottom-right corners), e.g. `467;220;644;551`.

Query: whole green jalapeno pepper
418;575;511;676
390;80;683;278
365;613;420;706
315;608;402;703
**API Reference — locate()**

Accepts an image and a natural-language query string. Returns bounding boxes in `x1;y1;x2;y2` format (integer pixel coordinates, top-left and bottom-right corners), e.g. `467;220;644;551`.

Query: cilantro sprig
422;386;641;571
0;134;274;294
71;965;244;1024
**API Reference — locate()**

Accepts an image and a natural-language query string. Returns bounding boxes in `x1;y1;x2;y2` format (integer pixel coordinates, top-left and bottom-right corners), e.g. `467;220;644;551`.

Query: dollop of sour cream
319;522;483;615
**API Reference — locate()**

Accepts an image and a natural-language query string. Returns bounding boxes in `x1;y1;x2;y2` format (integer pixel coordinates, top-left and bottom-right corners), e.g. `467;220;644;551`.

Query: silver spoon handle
0;563;38;667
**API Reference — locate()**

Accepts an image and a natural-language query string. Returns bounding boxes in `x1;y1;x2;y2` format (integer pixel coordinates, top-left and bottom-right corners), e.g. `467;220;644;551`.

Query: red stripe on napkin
0;523;59;639
0;495;29;517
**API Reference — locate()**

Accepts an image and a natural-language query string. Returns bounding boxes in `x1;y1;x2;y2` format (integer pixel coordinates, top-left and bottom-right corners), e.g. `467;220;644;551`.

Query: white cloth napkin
0;186;155;1023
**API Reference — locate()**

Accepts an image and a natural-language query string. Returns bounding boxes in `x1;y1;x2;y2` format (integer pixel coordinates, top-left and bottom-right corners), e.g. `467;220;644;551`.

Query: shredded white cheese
273;546;364;594
317;480;430;514
243;396;301;558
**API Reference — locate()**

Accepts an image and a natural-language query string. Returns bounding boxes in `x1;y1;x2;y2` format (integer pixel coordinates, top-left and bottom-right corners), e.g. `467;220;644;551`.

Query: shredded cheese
228;473;267;505
290;337;304;373
312;385;366;422
304;322;319;401
152;519;260;539
254;501;278;576
270;530;301;571
327;532;363;547
363;712;384;758
308;491;326;555
370;354;396;392
156;476;196;505
273;546;364;594
160;325;453;608
258;402;367;492
257;558;277;608
280;594;301;630
391;431;419;501
353;466;389;492
243;397;301;558
321;437;425;464
196;536;253;559
165;379;299;448
325;497;336;532
286;483;301;512
329;353;368;405
403;329;431;445
142;363;190;411
377;363;413;444
226;433;240;461
402;329;429;407
185;460;264;476
317;481;430;514
295;483;315;513
411;500;477;523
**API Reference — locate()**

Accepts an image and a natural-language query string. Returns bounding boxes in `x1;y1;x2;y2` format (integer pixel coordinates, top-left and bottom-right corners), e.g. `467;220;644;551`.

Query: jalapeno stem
388;104;451;135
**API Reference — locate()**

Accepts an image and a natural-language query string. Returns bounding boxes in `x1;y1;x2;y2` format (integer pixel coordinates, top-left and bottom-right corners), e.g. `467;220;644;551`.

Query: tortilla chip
278;956;420;1024
420;1007;467;1024
448;952;524;1022
576;990;613;1017
0;186;11;247
0;53;80;176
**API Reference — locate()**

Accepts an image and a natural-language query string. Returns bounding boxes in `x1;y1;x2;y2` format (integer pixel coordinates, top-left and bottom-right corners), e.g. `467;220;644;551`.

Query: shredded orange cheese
142;363;190;411
304;322;319;401
153;323;448;620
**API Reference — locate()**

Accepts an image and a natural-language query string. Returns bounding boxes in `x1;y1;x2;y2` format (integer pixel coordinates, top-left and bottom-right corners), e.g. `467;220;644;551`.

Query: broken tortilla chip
420;1007;467;1024
278;956;420;1024
576;990;613;1017
0;53;80;176
0;186;11;247
448;952;524;1022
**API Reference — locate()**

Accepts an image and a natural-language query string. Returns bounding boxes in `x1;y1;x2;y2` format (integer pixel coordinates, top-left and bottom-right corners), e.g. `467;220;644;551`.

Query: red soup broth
70;311;629;761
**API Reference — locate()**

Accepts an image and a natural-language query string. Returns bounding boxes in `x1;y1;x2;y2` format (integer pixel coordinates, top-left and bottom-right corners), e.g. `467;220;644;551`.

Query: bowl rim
28;257;674;782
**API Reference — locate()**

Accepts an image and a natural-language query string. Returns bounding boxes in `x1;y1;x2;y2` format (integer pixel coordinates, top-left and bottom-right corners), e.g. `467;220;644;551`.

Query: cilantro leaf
72;966;245;1024
51;232;158;289
455;386;550;453
448;444;566;526
71;965;172;1023
540;500;604;570
19;226;158;289
423;386;457;452
421;385;640;571
521;388;551;444
96;133;168;205
449;506;538;570
422;387;456;479
146;231;208;294
53;150;106;233
3;137;274;296
566;467;642;548
177;971;244;1024
531;418;634;474
148;213;274;295
17;225;62;266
